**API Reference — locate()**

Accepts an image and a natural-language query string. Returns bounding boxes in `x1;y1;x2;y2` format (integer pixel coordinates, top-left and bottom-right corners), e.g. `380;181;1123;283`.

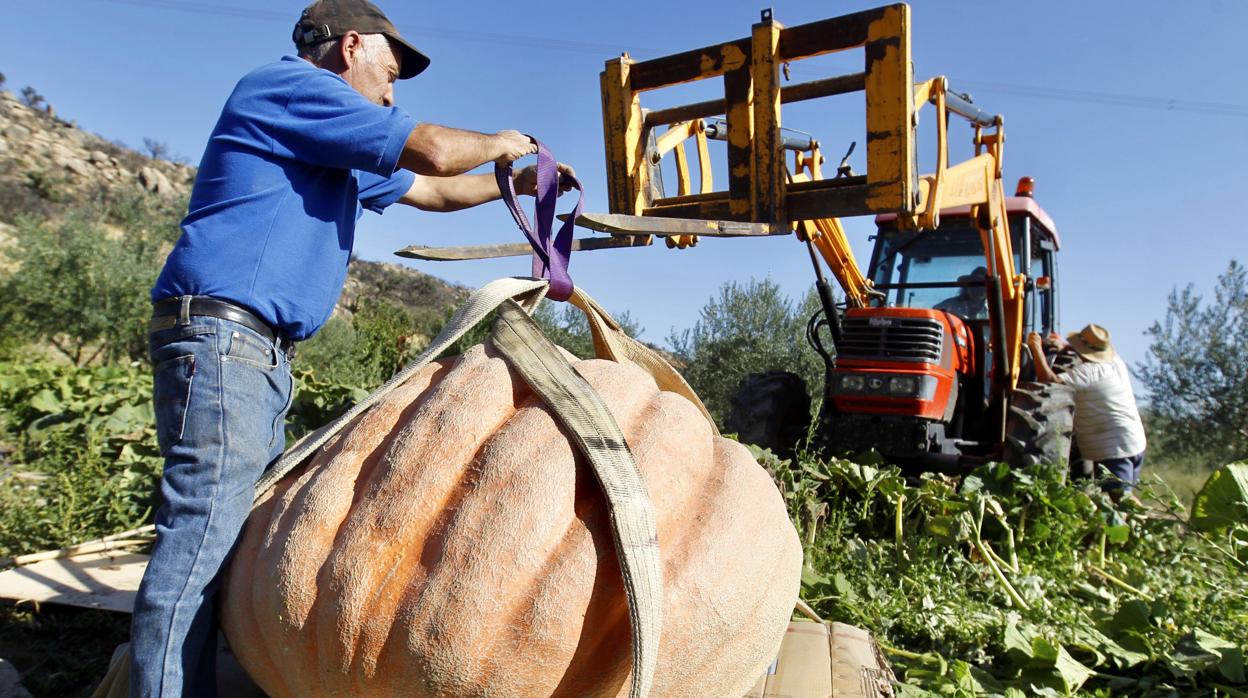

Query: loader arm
789;148;877;310
912;76;1025;391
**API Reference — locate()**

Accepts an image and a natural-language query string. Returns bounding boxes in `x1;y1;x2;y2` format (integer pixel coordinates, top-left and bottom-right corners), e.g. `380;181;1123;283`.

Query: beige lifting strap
490;300;662;698
568;288;717;433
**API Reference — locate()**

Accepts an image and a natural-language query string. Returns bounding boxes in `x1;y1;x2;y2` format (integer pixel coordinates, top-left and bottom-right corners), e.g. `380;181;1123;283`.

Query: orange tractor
403;3;1076;470
587;3;1075;469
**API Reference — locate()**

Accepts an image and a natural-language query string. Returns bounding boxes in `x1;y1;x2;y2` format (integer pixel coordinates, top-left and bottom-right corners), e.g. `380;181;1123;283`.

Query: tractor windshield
868;225;1023;316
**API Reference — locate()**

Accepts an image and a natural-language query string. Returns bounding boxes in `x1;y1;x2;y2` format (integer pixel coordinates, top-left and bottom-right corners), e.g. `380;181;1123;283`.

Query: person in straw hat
1028;324;1147;500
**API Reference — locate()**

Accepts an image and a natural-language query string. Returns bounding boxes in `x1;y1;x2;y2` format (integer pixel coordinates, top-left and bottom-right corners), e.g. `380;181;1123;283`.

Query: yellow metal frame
601;4;916;223
598;3;1026;388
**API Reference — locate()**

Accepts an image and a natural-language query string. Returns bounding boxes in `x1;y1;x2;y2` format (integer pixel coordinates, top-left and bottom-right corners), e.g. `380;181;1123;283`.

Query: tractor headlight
840;375;865;392
888;376;919;395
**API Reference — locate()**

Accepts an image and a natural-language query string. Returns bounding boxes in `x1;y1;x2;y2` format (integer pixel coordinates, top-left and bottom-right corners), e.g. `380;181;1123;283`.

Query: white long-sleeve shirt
1058;355;1147;461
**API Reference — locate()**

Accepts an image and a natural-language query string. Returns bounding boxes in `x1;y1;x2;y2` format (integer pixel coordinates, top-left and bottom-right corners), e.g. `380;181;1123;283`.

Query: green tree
297;299;417;389
1137;260;1248;462
667;278;825;425
19;86;44;110
0;189;185;364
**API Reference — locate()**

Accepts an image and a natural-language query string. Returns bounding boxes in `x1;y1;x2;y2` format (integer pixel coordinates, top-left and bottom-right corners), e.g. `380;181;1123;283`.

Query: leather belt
151;296;290;350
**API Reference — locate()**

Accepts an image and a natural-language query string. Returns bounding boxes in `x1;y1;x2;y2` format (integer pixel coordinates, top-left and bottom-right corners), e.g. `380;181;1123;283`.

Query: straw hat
1067;323;1115;363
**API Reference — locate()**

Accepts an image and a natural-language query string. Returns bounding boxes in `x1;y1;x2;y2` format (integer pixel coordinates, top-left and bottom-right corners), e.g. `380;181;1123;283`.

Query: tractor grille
838;316;943;363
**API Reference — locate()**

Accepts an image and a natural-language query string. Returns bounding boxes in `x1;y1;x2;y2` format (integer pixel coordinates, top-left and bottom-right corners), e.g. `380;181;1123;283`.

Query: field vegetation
0;159;1244;695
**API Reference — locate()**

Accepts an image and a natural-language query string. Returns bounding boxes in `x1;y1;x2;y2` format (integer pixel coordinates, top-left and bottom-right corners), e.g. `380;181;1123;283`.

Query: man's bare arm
397;124;535;176
398;162;578;212
399;173;500;212
1027;332;1061;383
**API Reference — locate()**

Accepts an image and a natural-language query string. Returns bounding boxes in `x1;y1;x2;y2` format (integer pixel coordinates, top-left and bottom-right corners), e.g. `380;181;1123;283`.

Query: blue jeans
1099;452;1145;494
130;314;293;698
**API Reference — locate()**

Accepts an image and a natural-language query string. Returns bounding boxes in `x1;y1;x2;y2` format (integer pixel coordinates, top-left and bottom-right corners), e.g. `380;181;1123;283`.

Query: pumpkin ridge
683;541;799;694
376;410;582;693
254;379;442;694
221;482;293;696
646;443;776;691
314;347;523;685
386;355;659;695
476;457;631;696
348;442;498;685
662;440;800;692
516;359;670;697
623;392;716;546
539;389;711;696
345;403;559;686
345;473;524;686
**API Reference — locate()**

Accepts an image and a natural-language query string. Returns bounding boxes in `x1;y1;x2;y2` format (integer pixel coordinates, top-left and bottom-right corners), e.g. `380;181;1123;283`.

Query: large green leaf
28;388;64;414
1169;629;1246;683
1072;625;1148;669
1191;462;1248;532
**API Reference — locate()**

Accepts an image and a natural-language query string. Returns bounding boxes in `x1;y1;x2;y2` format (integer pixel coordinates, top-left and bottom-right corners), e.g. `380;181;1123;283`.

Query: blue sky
3;0;1246;390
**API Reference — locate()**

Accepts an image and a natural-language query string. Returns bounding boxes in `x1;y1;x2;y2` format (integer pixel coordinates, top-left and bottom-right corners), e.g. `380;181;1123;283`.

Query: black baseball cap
293;0;431;79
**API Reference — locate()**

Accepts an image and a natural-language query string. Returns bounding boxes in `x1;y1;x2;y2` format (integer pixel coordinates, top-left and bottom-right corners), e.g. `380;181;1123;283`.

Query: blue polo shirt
152;56;417;340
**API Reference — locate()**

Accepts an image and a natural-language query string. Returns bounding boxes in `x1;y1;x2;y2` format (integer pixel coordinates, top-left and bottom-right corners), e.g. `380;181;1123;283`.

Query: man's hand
1026;331;1044;357
512;162;578;196
1027;331;1059;383
1045;332;1068;352
494;130;537;165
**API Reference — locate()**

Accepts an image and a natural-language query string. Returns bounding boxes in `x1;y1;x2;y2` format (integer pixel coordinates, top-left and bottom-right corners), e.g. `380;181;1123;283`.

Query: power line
952;79;1248;119
90;0;1248;119
91;0;637;56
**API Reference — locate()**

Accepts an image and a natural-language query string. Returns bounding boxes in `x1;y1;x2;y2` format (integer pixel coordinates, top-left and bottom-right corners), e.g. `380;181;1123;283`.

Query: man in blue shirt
134;1;574;694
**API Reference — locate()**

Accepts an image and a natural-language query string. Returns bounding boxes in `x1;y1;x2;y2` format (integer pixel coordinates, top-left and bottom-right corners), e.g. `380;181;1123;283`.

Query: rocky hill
0;87;468;319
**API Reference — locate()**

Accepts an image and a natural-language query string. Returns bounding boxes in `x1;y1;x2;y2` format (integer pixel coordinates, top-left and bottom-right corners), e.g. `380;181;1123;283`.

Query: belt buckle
149;315;178;333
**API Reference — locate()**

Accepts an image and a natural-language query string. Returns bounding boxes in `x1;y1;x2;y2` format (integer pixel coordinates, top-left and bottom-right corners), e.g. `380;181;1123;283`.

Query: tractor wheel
1003;381;1075;469
725;371;812;462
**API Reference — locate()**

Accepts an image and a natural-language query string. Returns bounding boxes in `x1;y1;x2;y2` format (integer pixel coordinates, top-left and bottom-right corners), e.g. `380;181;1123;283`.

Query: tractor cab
820;181;1061;463
868;185;1062;339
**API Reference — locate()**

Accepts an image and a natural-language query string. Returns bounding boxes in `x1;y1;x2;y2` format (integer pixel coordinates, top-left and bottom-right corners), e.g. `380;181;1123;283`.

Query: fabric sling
493;137;583;301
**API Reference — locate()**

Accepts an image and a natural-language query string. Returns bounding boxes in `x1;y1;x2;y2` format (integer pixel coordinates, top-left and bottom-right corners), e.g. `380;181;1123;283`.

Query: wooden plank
0;551;149;613
629;38;751;92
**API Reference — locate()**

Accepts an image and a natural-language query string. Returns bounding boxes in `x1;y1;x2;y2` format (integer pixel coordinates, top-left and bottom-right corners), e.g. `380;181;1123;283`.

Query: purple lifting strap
495;138;583;302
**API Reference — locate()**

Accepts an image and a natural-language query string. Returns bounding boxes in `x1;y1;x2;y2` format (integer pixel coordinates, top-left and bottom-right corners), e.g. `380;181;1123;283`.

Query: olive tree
0;190;184;364
1137;260;1248;461
667;278;824;426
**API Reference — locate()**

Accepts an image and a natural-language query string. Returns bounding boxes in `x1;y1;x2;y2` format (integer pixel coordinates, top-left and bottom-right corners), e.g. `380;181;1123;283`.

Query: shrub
668;278;825;424
0;189;185;364
0;360;161;558
297;299;418;390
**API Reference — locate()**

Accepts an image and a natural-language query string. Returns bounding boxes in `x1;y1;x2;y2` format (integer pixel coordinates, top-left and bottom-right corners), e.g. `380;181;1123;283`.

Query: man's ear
338;31;364;66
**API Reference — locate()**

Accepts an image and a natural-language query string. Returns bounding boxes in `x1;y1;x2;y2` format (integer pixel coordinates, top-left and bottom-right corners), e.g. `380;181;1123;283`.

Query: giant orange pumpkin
221;338;802;696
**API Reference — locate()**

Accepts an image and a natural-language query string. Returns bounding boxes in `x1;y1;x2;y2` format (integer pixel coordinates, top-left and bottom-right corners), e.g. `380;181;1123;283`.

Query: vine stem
975;537;1030;610
1087;563;1149;599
